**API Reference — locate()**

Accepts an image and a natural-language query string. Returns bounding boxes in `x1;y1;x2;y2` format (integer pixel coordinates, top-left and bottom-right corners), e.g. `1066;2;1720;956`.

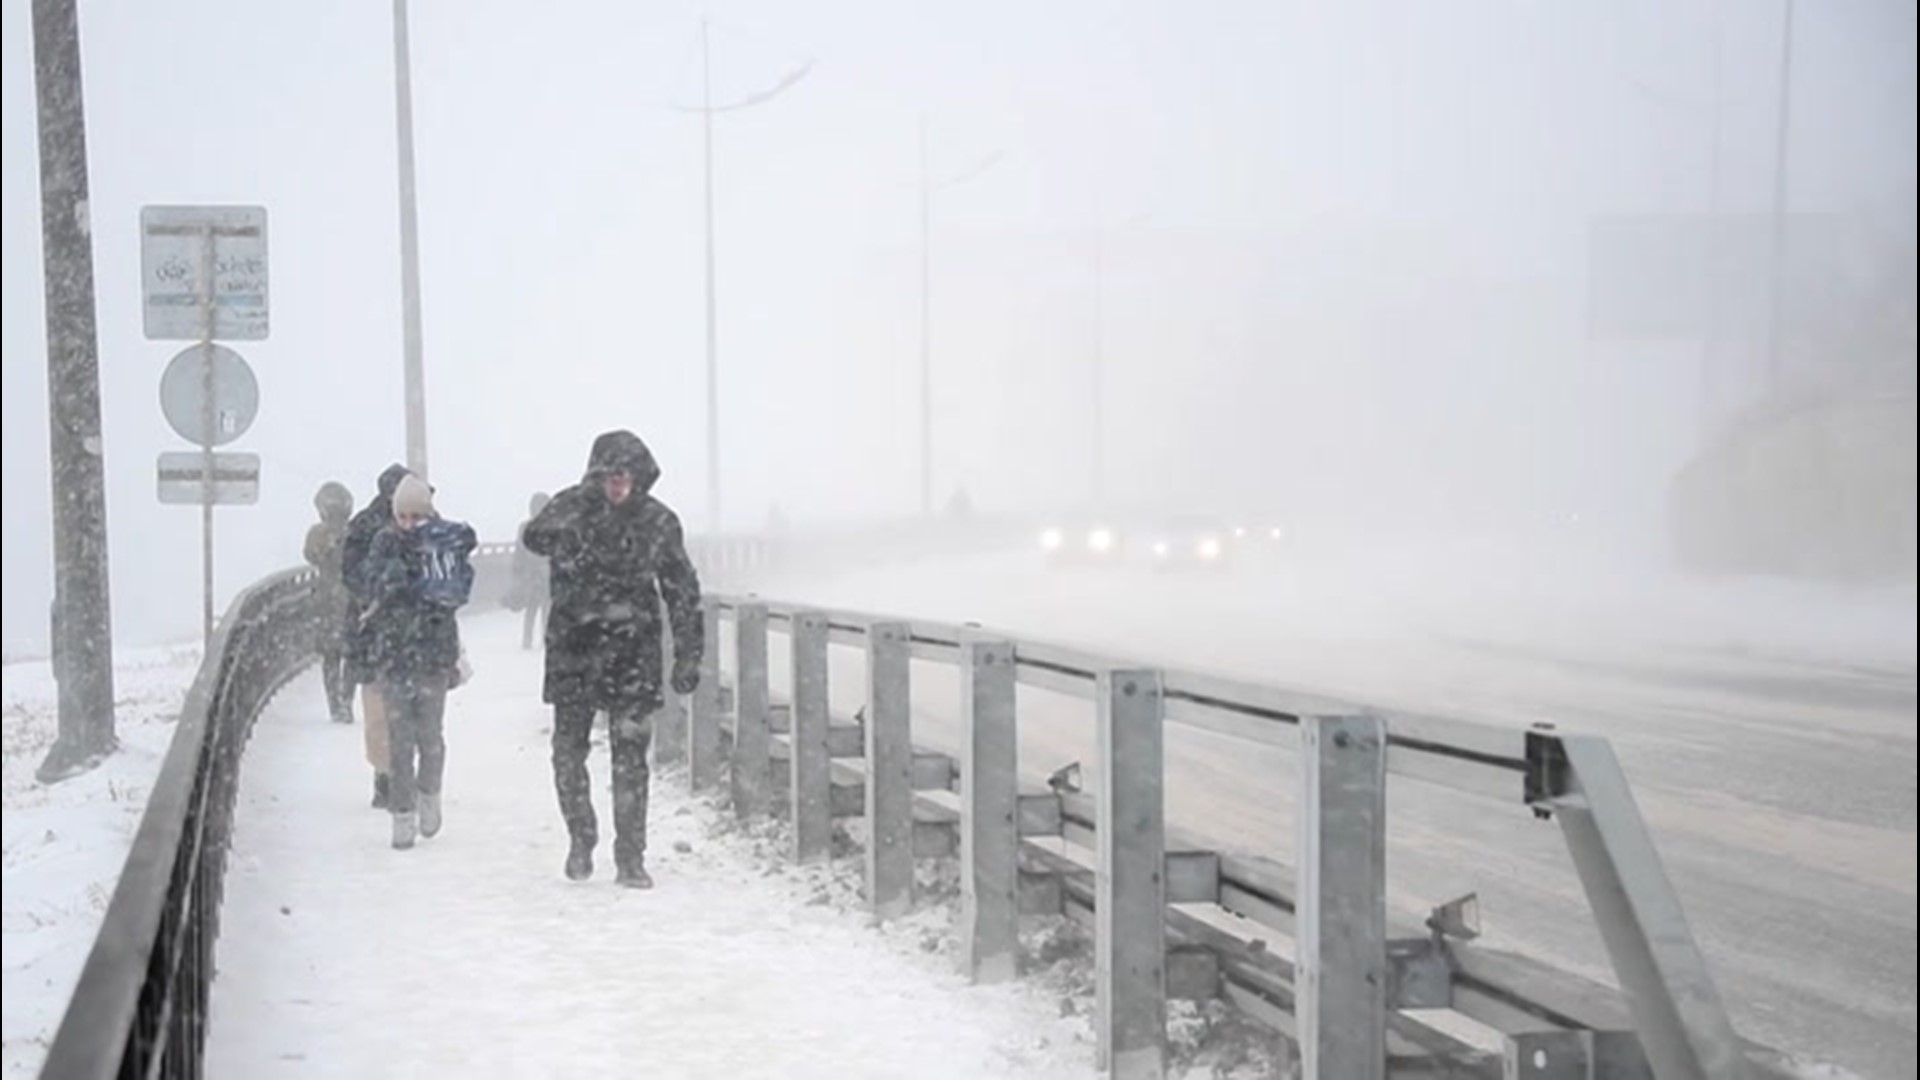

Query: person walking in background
344;463;412;809
510;492;554;651
304;481;357;724
360;475;476;850
522;431;703;888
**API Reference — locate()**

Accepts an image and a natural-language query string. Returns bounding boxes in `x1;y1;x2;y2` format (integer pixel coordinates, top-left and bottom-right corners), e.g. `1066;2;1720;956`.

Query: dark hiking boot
616;863;653;890
371;773;391;810
564;843;594;882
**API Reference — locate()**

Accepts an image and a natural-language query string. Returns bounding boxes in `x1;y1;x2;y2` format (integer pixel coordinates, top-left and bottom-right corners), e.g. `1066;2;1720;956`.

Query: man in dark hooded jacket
344;463;412;808
304;481;357;724
522;430;703;888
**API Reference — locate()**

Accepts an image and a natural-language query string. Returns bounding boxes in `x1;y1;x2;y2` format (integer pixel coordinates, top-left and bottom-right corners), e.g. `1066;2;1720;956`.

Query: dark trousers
319;645;354;724
552;703;655;871
382;674;448;815
521;601;547;651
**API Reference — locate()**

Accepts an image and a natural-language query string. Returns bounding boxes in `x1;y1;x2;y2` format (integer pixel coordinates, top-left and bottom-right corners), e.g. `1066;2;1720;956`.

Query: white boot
391;810;418;850
418;793;442;839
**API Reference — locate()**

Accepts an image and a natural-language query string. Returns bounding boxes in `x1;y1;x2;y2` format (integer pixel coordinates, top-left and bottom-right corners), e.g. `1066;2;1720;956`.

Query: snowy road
205;612;1099;1080
760;551;1916;1080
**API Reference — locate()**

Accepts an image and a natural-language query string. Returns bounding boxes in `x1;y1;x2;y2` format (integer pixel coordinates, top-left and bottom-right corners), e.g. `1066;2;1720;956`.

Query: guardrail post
960;636;1019;984
1552;734;1751;1080
656;598;687;766
732;602;772;820
1298;714;1387;1080
789;609;832;863
866;620;914;919
1097;668;1167;1080
689;596;722;792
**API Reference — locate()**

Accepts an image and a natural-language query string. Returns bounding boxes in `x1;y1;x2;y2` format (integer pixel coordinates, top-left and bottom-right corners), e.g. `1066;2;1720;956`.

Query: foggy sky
3;0;1915;647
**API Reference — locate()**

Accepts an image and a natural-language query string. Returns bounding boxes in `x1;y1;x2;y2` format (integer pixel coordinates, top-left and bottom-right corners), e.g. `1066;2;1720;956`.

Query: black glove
670;657;700;696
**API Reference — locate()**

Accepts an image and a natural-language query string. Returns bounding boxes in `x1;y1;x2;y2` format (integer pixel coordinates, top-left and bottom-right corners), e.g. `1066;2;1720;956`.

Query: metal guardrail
39;530;1796;1079
36;534;788;1079
38;567;318;1079
682;595;1799;1080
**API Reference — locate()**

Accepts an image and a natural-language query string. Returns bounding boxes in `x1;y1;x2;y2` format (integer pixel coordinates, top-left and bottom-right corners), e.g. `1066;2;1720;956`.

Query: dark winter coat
304;516;352;648
359;517;477;682
521;431;703;713
343;464;412;683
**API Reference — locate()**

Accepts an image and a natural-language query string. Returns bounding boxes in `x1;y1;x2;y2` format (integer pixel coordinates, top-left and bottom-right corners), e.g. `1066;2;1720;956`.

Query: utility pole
918;117;933;518
393;0;429;477
31;0;118;782
1763;0;1796;391
1090;223;1106;512
701;20;721;533
676;31;810;535
1701;0;1726;429
913;122;1002;518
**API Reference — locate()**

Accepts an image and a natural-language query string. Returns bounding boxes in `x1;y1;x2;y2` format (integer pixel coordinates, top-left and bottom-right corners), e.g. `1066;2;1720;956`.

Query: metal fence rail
40;533;1795;1080
687;594;1798;1080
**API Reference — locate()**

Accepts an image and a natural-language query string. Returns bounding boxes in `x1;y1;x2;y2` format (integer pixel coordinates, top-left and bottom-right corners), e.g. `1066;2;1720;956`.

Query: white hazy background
3;0;1916;648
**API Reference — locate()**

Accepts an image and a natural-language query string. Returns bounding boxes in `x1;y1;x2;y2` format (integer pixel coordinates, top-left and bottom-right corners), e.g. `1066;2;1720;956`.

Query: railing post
1096;668;1167;1080
866;620;914;919
1298;714;1388;1080
689;596;722;792
960;636;1019;984
732;601;771;820
1552;734;1752;1080
655;597;686;766
789;609;832;863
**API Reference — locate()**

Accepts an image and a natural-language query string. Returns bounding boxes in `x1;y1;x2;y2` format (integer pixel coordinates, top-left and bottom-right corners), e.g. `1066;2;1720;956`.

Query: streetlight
392;0;428;478
674;23;810;534
1089;207;1150;512
917;115;1003;517
29;0;118;781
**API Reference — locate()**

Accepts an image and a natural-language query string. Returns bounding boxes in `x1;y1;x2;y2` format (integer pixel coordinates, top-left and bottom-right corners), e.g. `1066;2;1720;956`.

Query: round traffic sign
159;344;259;447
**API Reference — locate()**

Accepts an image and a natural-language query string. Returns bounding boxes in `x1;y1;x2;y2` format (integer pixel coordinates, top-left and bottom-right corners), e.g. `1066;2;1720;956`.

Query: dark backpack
413;519;476;610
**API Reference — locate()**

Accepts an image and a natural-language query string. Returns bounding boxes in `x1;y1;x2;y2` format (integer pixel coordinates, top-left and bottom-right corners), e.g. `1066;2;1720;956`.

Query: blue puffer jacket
360;517;477;682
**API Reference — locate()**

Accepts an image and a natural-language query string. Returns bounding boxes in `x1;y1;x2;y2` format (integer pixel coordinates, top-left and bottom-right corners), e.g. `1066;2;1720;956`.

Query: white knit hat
391;474;434;518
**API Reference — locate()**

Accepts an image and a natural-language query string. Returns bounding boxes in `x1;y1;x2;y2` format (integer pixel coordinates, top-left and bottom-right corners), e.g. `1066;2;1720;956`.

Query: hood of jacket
583;430;661;495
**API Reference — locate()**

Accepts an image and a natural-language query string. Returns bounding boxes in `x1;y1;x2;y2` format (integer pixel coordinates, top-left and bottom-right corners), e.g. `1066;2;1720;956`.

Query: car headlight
1151;540;1170;559
1196;536;1223;561
1268;526;1284;541
1040;528;1065;552
1233;526;1247;539
1087;528;1116;554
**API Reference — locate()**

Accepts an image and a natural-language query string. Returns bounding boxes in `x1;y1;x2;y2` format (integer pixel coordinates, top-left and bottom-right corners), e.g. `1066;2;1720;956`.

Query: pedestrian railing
668;595;1801;1080
40;533;1794;1080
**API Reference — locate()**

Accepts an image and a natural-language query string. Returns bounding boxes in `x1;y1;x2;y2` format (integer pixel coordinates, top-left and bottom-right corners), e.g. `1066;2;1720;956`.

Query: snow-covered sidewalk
3;644;201;1079
206;613;1102;1079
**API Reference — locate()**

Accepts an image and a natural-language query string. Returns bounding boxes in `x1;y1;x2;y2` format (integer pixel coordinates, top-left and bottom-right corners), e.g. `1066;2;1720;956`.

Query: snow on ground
2;644;202;1079
207;612;1275;1079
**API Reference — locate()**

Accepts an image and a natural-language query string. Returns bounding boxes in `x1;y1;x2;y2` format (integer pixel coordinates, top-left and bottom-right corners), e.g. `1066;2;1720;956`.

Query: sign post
141;205;268;645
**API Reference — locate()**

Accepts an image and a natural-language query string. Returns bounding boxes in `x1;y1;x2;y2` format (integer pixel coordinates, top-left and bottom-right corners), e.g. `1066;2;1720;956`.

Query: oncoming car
1143;515;1232;573
1038;522;1125;567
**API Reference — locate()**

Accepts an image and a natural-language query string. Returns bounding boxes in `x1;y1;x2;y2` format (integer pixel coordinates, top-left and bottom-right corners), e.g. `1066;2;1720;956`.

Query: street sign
157;451;260;506
140;205;269;341
159;344;258;447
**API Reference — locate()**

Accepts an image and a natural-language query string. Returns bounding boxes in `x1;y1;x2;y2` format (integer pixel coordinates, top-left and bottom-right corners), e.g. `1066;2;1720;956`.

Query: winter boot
371;773;391;810
391;811;418;850
616;861;654;890
564;842;594;882
418;792;443;839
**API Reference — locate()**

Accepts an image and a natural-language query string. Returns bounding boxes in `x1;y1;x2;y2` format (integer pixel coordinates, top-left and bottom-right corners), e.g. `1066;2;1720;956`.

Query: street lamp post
29;0;117;781
678;27;810;534
393;0;429;478
915;118;1002;517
